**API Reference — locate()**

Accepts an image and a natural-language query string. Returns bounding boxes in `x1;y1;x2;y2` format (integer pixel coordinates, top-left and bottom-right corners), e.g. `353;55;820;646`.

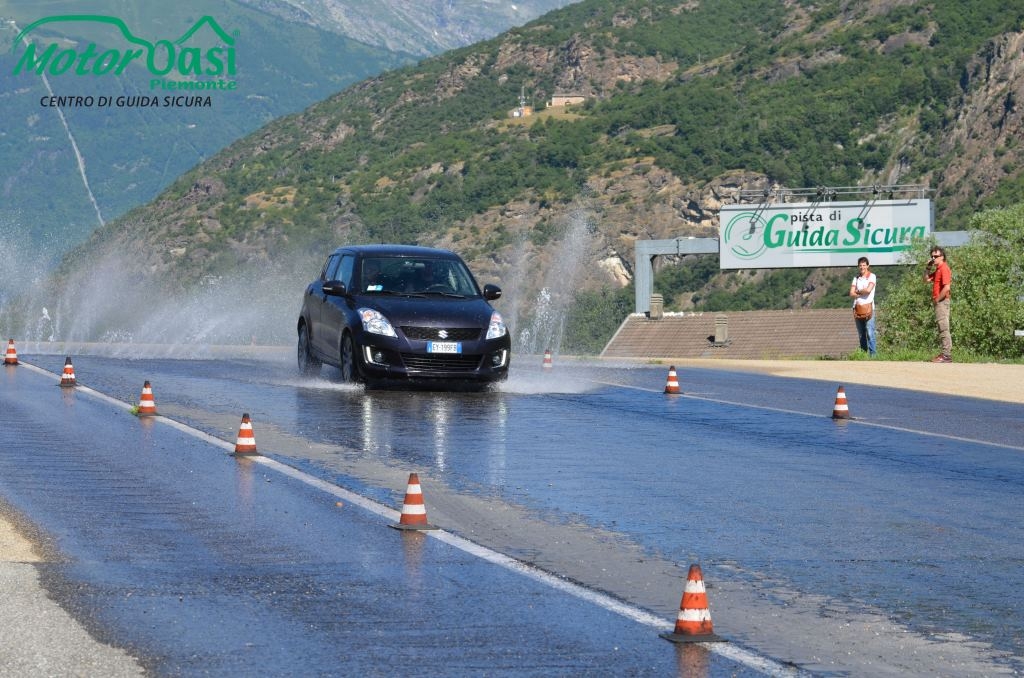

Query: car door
320;253;355;358
309;254;341;356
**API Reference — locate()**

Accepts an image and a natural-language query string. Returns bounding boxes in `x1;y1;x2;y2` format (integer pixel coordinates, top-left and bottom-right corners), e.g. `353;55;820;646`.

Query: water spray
514;192;597;356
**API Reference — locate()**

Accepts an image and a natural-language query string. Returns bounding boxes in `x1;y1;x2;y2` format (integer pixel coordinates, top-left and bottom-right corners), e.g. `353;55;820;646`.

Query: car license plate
427;341;461;354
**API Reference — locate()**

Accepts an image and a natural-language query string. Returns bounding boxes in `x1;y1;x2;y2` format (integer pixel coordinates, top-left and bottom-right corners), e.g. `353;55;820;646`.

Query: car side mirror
483;284;502;300
323;280;347;296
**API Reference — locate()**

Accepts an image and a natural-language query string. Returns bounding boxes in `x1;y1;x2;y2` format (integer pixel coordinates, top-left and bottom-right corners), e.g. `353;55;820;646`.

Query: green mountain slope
10;0;1024;348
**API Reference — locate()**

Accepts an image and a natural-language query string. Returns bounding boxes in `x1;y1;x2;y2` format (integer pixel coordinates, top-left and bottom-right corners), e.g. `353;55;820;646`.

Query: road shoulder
644;358;1024;404
0;501;145;676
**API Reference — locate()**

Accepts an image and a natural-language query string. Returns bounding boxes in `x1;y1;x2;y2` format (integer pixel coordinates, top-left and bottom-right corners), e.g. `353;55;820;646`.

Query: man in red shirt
925;246;953;362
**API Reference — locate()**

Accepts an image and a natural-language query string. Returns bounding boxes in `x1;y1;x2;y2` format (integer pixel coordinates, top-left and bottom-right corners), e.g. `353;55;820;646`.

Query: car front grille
400;353;482;373
400;326;481;341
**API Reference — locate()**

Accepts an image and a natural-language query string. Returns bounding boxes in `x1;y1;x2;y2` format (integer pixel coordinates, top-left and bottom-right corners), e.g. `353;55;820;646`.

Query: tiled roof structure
601;309;861;360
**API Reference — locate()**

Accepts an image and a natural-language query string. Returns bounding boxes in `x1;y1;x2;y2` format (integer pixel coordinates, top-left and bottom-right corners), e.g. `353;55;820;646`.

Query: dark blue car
297;245;511;385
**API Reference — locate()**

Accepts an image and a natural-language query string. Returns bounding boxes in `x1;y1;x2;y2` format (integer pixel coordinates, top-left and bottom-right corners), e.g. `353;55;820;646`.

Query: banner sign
719;199;932;269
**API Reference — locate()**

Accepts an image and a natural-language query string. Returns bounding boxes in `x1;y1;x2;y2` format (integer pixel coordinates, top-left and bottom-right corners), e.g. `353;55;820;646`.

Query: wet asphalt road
1;357;763;677
2;351;1023;676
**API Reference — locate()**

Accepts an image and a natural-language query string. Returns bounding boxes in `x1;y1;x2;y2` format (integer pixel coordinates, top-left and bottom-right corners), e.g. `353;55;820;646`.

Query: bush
879;203;1024;359
563;285;635;355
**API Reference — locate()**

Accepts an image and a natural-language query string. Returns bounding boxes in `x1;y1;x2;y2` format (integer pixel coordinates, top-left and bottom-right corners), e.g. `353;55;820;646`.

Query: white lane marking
22;361;802;677
588;378;1024;452
255;456;802;675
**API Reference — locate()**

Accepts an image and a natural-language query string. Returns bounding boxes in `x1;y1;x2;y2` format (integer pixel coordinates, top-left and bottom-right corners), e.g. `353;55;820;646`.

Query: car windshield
359;256;479;296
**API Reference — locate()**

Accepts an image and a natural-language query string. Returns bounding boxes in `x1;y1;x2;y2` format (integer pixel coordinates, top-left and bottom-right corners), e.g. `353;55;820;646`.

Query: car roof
330;244;461;260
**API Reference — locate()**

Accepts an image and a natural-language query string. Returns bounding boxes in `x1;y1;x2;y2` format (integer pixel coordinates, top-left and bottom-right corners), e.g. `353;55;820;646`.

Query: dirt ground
663;358;1024;405
0;519;38;562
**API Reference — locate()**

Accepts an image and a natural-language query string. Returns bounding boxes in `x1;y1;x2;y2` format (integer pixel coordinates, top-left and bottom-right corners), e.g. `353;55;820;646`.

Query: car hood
356;294;495;327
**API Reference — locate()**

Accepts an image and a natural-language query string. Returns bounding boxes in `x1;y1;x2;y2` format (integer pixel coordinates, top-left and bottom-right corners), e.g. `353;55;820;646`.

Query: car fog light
363;346;387;366
491;350;507;367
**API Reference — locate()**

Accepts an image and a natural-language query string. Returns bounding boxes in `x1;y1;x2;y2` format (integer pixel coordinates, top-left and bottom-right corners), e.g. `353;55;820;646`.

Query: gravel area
0;502;144;677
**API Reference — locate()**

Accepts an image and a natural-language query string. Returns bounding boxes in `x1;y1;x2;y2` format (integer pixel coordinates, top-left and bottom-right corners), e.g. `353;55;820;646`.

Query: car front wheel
297;324;321;376
339;332;360;383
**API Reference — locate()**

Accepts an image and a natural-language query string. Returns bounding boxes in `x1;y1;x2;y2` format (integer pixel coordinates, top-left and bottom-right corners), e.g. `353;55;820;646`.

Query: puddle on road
497;373;597;395
281;378;363;393
275;373;598;396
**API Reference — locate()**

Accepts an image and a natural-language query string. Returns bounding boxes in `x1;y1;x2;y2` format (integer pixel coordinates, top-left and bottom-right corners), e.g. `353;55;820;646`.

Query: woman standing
850;256;877;356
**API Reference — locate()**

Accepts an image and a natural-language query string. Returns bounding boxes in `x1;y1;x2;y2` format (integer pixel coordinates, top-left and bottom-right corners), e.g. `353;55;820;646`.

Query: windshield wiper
421;291;466;298
367;289;425;297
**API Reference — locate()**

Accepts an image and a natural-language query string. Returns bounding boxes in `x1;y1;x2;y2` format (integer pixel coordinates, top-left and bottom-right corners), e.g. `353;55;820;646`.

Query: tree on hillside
880;203;1024;359
563;285;635;355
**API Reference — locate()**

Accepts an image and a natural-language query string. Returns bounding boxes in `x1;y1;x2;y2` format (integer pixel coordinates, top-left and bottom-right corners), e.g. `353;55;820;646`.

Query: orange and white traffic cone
660;564;725;643
3;339;18;366
59;356;77;387
542;348;553;371
136;380;157;416
664;366;680;394
831;386;850;419
233;413;257;455
390;472;438;531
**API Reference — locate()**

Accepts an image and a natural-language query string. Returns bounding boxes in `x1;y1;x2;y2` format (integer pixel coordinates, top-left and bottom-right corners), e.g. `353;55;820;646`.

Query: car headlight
358;308;396;337
486;311;507;339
